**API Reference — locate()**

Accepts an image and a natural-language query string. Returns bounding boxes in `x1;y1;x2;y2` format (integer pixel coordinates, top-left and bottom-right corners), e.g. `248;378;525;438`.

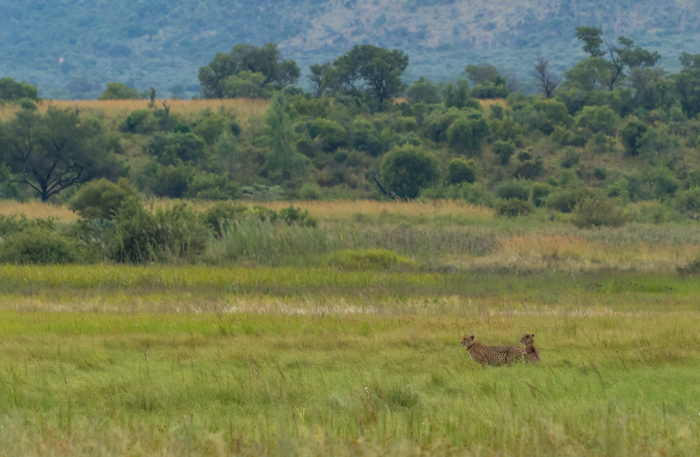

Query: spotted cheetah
460;334;525;368
520;333;541;364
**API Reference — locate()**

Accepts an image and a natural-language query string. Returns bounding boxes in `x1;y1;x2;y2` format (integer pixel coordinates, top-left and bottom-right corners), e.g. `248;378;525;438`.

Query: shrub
70;178;138;219
393;116;418;133
571;196;626;228
493;140;516;165
99;82;140;100
353;117;382;156
513;155;544;179
676;187;700;217
531;182;553;207
187;172;241;201
326;249;417;270
148;132;206;165
202;202;250;236
446;116;490;156
447;158;477;185
406;77;441;104
560;148;580;168
677;257;700;276
309;119;348;151
121;109;154;134
496;180;530;201
575;105;620;135
150;162;195;199
278;206;317;227
380;145;439;199
621;120;648;156
109;197;208;263
0;226;86;264
496;199;534;216
299;182;323;200
546;187;591;213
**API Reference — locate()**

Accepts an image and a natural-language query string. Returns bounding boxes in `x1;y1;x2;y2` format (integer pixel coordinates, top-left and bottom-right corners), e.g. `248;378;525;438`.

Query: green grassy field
0;266;699;456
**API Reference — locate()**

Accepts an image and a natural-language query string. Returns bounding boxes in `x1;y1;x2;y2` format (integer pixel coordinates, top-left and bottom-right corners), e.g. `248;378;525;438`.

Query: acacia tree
0;107;120;201
326;45;409;108
198;43;300;98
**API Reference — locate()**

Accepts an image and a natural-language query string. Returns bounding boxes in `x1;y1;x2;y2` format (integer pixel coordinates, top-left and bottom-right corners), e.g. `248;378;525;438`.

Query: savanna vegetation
1;23;700;457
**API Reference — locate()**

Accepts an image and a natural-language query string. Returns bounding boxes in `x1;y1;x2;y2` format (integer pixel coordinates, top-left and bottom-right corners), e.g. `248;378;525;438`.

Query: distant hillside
1;0;699;99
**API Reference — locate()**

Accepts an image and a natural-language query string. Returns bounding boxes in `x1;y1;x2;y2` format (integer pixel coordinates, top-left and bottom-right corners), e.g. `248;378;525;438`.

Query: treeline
2;26;700;225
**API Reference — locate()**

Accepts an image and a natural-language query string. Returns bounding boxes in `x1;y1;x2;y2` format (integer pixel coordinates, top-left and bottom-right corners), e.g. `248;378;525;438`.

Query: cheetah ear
470;335;475;341
532;334;535;337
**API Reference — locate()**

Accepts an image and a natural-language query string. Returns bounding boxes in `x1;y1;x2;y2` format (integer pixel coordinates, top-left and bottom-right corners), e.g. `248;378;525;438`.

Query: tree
0;77;38;101
534;56;560;98
447;158;477;184
575;27;605;57
406;77;441;104
308;62;332;98
446;115;490;156
0;107;120;201
264;93;308;181
674;53;700;117
327;45;409;107
380;145;438;199
99;82;140;100
464;64;501;86
69;178;138;219
198;43;300;98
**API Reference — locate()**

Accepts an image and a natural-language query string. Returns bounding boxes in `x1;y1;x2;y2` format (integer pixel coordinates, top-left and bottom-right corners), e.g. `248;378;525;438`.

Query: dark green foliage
121;110;155;134
309;119;348;151
446;116;490;156
676;187;700;217
70;178;138;219
150;162;195;199
278;206;317;227
492;140;516;165
0;226;86;264
99;82;140;100
546;187;592;213
0;107;121;201
109;197;208;263
380;145;439;199
443;80;480;110
447;158;477;185
471;78;510;99
199;43;300;98
560;148;581;168
496;180;530;201
202;202;250;236
406;77;441;104
148;132;206;165
187;172;241;201
0;78;38;101
575;105;620;135
531;182;553;207
497;199;534;216
571;196;626;228
353;117;383;156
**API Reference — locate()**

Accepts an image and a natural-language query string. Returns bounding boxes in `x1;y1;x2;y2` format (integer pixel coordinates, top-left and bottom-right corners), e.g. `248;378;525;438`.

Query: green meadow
0;266;699;456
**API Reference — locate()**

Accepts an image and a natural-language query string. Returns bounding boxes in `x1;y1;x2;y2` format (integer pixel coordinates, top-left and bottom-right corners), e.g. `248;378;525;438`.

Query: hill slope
1;0;699;99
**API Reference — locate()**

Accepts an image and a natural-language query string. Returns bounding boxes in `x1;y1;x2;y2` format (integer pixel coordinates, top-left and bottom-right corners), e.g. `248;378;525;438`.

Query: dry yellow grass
478;98;507;108
0;201;77;222
0;98;270;126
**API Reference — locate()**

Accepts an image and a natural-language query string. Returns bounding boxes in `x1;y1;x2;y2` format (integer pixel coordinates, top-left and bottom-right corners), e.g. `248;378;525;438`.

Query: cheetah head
520;333;535;346
461;334;476;347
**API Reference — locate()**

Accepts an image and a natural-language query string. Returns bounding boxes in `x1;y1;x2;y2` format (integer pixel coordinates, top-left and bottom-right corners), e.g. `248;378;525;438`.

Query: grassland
0;266;699;456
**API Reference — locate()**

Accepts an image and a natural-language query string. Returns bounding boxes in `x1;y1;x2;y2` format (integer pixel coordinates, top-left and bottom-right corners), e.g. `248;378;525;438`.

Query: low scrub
571;196;626;228
325;249;417;270
0;226;88;264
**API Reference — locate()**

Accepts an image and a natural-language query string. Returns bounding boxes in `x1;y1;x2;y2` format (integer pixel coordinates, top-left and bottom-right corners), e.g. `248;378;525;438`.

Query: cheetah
460;334;525;368
520;333;541;364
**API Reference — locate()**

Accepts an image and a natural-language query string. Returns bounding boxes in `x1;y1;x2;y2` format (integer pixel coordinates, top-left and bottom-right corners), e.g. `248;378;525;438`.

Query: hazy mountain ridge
1;0;698;99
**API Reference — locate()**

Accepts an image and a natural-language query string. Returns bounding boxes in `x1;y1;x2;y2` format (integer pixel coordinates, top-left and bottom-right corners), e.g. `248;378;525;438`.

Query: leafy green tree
575;26;605;57
70;178;138;219
380;145;438;199
264;93;308;181
575;105;619;135
223;71;271;99
442;79;479;109
198;43;300;98
309;119;348;151
0;107;120;201
464;64;501;86
99;82;140;100
406;77;441;104
447;158;477;184
308;62;332;98
674;53;700;117
0;77;38;101
148;132;206;165
446;115;490;156
327;45;409;107
621;120;648;156
493;140;516;165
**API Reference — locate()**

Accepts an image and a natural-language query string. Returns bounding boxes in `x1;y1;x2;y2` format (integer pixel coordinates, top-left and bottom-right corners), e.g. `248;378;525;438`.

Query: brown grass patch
0;201;78;222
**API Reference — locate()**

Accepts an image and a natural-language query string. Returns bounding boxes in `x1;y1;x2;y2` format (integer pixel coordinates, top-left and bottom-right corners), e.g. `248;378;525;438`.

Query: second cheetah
460;334;525;368
520;333;541;364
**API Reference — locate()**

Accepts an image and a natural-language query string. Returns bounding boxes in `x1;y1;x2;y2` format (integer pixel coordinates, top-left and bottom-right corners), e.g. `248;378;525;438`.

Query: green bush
393;116;418;132
187;172;241;201
278;206;317;227
109;197;208;263
309;119;348;151
531;183;553;207
353;117;382;156
121;109;155;134
202;201;250;236
99;82;140;100
575;105;620;135
0;226;86;264
496;199;534;217
492;140;515;165
150;162;195;199
677;257;700;276
299;182;323;200
447;158;477;185
571;196;626;228
70;178;138;219
546;187;592;213
380;145;439;199
326;249;416;271
446;116;490;156
621;120;648;156
496;180;530;201
676;187;700;217
148;132;206;165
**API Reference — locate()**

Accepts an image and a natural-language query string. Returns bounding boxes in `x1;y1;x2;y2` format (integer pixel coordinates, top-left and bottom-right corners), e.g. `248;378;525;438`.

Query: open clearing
0;266;699;456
